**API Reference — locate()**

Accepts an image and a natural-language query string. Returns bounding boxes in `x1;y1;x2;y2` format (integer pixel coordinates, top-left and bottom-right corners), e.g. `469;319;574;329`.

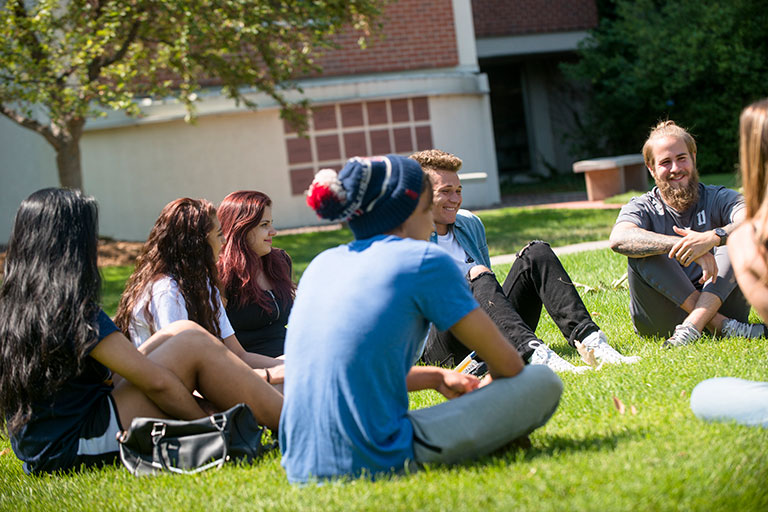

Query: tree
563;0;768;174
0;0;383;189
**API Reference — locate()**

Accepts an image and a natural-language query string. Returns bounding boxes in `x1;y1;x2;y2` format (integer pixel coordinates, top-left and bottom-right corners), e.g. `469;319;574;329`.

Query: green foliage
0;0;384;186
563;0;768;174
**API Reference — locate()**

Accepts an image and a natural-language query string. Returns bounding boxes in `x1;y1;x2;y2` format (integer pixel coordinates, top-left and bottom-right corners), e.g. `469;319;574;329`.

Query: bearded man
610;121;765;346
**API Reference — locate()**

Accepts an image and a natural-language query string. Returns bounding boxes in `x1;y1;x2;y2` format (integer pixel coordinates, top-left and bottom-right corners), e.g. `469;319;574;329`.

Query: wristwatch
714;227;728;246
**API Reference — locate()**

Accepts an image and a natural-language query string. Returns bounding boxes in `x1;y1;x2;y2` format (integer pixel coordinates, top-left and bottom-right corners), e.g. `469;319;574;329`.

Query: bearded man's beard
657;169;700;211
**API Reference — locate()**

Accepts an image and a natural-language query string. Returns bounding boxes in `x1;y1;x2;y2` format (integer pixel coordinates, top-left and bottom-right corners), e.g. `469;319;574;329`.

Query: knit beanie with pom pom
305;155;424;240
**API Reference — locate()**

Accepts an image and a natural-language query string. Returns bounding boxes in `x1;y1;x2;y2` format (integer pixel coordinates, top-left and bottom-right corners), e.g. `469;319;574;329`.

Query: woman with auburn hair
690;98;768;428
217;190;295;357
115;197;283;382
0;189;282;475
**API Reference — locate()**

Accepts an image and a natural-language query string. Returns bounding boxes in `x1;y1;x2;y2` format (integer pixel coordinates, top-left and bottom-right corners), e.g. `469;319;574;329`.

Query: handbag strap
149;415;230;474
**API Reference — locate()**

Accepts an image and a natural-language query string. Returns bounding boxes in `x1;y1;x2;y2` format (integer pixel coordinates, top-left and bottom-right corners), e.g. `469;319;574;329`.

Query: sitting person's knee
160;320;207;336
468;264;493;280
169;325;223;351
517;240;553;260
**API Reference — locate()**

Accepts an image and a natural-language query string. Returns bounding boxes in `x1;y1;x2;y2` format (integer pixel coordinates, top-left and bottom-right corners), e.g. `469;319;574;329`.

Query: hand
694;251;718;284
436;369;480;399
479;374;494;388
669;226;718;266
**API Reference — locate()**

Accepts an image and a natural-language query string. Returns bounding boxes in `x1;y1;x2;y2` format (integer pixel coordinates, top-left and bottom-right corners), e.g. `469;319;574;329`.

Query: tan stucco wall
1;89;500;243
0;116;59;245
82;108;307;241
429;93;501;208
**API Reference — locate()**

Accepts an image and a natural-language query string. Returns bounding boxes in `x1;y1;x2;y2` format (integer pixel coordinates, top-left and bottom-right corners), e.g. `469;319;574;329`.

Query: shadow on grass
415;427;643;477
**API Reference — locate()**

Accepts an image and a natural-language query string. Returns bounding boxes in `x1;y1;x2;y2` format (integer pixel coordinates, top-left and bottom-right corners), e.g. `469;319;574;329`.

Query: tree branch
88;20;142;82
0;104;60;149
12;0;47;63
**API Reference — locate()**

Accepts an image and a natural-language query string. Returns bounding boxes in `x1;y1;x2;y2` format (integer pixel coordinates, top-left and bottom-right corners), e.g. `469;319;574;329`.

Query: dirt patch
0;239;143;275
97;239;143;267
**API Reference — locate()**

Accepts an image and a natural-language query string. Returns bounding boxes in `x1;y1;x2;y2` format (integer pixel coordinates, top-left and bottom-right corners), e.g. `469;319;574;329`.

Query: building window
284;97;433;196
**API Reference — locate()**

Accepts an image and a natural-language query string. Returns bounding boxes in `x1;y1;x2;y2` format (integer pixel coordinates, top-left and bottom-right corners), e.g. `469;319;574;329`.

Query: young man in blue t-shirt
280;155;563;483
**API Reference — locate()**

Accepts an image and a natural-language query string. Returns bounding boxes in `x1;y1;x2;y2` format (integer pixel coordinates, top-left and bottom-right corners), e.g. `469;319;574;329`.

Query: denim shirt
429;209;491;268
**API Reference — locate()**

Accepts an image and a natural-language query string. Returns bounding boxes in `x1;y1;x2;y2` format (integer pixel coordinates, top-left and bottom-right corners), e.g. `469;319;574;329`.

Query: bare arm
668;208;744;264
221;334;284;384
406;366;479;398
609;221;682;257
728;222;768;321
91;331;206;420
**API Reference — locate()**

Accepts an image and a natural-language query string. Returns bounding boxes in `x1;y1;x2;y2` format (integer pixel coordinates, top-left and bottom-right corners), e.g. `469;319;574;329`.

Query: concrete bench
572;154;647;201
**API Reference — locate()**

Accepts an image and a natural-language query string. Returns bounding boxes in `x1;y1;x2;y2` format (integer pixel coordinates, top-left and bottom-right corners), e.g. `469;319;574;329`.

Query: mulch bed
0;240;143;275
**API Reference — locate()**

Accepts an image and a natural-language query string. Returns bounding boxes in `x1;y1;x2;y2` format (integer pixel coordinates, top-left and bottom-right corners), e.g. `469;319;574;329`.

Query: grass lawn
3;205;767;511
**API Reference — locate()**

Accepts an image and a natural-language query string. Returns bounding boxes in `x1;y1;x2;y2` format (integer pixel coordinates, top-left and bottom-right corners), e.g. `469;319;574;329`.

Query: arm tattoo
612;229;675;257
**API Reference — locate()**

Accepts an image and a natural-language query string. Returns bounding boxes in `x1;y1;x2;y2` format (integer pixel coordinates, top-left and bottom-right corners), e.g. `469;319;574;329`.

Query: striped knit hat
306;155;424;240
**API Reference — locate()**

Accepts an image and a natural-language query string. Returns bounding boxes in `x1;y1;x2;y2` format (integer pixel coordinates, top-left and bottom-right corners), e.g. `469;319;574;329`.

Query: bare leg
112;321;282;430
678;290;727;333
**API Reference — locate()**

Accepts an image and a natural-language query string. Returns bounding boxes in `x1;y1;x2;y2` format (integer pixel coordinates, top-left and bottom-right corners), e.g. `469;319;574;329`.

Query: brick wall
311;0;459;77
472;0;597;38
284;97;433;195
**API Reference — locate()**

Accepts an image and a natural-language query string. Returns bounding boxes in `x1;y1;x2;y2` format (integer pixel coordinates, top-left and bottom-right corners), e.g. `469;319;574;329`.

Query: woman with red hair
115;197;283;383
217;191;295;357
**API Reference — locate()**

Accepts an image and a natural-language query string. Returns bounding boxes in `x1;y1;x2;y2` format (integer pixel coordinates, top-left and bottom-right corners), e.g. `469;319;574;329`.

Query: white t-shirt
128;275;235;347
436;229;475;277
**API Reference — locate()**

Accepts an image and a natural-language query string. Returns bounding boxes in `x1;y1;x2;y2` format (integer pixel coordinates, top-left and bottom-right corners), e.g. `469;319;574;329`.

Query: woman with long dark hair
0;189;282;474
217;191;295;357
114;198;282;378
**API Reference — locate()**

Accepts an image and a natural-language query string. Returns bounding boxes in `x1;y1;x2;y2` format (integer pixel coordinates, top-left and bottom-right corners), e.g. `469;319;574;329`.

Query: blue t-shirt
10;310;118;474
279;235;478;483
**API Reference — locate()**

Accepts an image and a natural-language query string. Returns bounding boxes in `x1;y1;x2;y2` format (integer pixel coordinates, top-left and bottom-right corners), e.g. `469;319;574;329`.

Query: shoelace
667;324;699;346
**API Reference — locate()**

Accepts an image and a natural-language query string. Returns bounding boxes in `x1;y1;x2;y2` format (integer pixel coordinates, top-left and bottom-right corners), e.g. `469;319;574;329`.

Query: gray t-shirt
615;183;744;282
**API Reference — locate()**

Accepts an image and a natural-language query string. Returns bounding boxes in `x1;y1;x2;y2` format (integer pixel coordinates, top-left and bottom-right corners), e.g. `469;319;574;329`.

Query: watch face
715;228;727;244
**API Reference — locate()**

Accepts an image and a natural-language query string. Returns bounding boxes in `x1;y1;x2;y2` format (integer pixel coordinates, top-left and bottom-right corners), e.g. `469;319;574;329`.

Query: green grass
98;206;620;317
478;208;617;257
5;209;768;511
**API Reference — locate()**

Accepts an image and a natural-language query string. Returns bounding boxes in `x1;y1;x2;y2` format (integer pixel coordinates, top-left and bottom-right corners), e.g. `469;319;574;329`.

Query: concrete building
0;0;597;242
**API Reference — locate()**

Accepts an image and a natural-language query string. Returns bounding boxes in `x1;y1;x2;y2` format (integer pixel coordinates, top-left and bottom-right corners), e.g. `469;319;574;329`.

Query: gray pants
408;365;562;465
691;377;768;428
627;248;750;338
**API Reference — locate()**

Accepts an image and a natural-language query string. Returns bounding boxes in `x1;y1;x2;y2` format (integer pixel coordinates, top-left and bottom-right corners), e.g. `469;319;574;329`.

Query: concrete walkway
490;239;612;266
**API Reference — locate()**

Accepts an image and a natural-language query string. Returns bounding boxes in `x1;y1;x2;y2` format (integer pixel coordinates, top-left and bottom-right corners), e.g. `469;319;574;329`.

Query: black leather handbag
118;403;274;476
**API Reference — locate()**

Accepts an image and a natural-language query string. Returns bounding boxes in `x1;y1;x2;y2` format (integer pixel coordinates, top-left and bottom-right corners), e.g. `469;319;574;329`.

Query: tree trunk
55;118;86;190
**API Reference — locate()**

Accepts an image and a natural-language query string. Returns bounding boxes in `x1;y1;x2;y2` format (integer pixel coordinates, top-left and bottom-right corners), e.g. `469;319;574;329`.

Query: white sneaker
720;319;767;339
528;340;591;374
582;331;640;364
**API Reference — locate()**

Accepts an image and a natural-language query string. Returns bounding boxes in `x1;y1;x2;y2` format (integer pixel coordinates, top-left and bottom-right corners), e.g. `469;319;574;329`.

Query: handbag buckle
150;422;166;443
211;413;227;431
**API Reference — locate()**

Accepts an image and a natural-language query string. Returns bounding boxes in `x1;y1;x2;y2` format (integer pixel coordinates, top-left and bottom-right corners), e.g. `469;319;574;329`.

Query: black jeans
421;241;599;366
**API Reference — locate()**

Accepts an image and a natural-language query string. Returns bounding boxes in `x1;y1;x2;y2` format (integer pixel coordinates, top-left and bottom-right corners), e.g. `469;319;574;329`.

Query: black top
225;251;294;357
10;310;118;474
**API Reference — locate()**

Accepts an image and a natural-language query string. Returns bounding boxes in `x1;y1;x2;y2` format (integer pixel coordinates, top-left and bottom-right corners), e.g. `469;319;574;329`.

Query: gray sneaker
528;340;591;374
720;319;767;339
663;321;701;348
